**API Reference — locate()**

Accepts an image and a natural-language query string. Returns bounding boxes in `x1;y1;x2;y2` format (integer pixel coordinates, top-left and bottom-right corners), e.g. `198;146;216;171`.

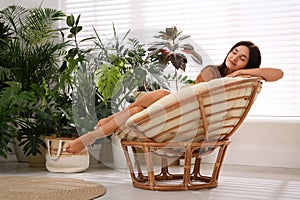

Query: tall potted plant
90;25;172;168
0;5;69;164
43;13;99;172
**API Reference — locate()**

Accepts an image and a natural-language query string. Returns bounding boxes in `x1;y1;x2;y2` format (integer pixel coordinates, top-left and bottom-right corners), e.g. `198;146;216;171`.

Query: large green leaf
95;64;122;103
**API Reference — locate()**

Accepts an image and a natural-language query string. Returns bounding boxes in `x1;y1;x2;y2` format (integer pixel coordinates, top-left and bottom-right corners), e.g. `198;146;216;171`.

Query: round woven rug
0;176;106;200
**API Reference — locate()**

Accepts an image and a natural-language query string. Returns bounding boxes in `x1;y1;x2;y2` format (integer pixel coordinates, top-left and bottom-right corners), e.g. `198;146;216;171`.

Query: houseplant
0;82;35;159
148;26;203;90
93;24;169;111
1;6;96;167
44;13;99;172
90;25;178;168
0;5;69;162
59;14;98;136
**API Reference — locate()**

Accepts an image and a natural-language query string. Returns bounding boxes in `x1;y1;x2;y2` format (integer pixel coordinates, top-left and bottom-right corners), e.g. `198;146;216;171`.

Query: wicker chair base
121;139;230;191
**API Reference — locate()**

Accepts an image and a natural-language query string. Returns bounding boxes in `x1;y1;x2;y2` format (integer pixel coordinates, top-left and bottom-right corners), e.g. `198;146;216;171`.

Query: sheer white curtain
59;0;300;117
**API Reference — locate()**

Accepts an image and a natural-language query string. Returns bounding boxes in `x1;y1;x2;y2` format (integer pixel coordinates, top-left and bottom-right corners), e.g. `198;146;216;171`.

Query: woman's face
225;45;250;72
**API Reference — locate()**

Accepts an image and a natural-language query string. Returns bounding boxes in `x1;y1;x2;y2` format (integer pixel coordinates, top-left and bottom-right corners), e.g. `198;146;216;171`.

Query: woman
66;41;283;153
195;41;283;82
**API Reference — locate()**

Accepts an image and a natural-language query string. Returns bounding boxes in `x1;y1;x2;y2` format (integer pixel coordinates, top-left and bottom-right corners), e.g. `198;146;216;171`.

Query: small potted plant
43;92;91;173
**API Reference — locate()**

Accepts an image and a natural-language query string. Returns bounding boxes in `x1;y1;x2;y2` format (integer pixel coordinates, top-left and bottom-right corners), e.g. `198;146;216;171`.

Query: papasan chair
116;77;262;191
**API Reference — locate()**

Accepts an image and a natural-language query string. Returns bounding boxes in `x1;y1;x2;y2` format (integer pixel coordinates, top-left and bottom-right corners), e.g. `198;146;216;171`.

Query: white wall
204;117;300;169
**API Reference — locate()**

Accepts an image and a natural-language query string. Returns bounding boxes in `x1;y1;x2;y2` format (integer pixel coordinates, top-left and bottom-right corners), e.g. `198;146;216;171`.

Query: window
59;0;300;117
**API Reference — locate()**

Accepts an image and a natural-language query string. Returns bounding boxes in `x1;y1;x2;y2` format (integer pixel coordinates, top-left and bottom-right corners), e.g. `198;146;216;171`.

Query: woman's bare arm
226;68;284;82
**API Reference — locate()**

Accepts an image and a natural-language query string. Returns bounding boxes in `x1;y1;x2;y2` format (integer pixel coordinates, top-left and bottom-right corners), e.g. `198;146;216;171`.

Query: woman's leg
129;89;170;108
94;115;113;129
66;89;171;153
94;89;170;129
66;106;144;153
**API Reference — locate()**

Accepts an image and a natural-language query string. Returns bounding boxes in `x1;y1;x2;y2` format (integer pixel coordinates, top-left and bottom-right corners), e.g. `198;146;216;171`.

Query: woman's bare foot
65;138;86;154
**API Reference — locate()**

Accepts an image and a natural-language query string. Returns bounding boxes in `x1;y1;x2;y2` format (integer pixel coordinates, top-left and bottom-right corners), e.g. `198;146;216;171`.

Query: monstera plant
93;24;168;111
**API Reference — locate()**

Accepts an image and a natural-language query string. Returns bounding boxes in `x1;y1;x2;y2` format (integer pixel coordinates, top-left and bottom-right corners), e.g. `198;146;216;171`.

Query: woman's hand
226;70;242;78
226;69;264;80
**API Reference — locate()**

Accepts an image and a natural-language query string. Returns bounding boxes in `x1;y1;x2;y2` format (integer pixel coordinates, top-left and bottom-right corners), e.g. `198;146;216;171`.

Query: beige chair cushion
117;77;259;143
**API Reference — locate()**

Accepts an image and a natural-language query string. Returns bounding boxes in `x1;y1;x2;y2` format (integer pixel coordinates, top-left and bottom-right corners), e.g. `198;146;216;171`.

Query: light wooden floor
1;155;300;200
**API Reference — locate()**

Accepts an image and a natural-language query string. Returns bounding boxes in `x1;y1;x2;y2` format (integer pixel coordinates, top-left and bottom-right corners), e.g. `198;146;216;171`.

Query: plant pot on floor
111;134;134;170
16;136;46;167
45;136;89;173
14;139;28;163
26;149;46;167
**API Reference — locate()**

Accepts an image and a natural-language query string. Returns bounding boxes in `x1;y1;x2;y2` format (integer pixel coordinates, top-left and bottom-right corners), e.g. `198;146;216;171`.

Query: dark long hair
218;41;262;77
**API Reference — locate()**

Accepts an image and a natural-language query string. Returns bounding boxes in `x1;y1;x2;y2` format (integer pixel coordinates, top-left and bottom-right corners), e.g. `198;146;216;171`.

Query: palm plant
0;5;69;156
0;5;67;91
0;15;13;87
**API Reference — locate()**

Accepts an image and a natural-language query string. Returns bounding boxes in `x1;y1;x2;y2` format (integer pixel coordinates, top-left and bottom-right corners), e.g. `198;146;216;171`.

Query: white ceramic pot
111;134;134;170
